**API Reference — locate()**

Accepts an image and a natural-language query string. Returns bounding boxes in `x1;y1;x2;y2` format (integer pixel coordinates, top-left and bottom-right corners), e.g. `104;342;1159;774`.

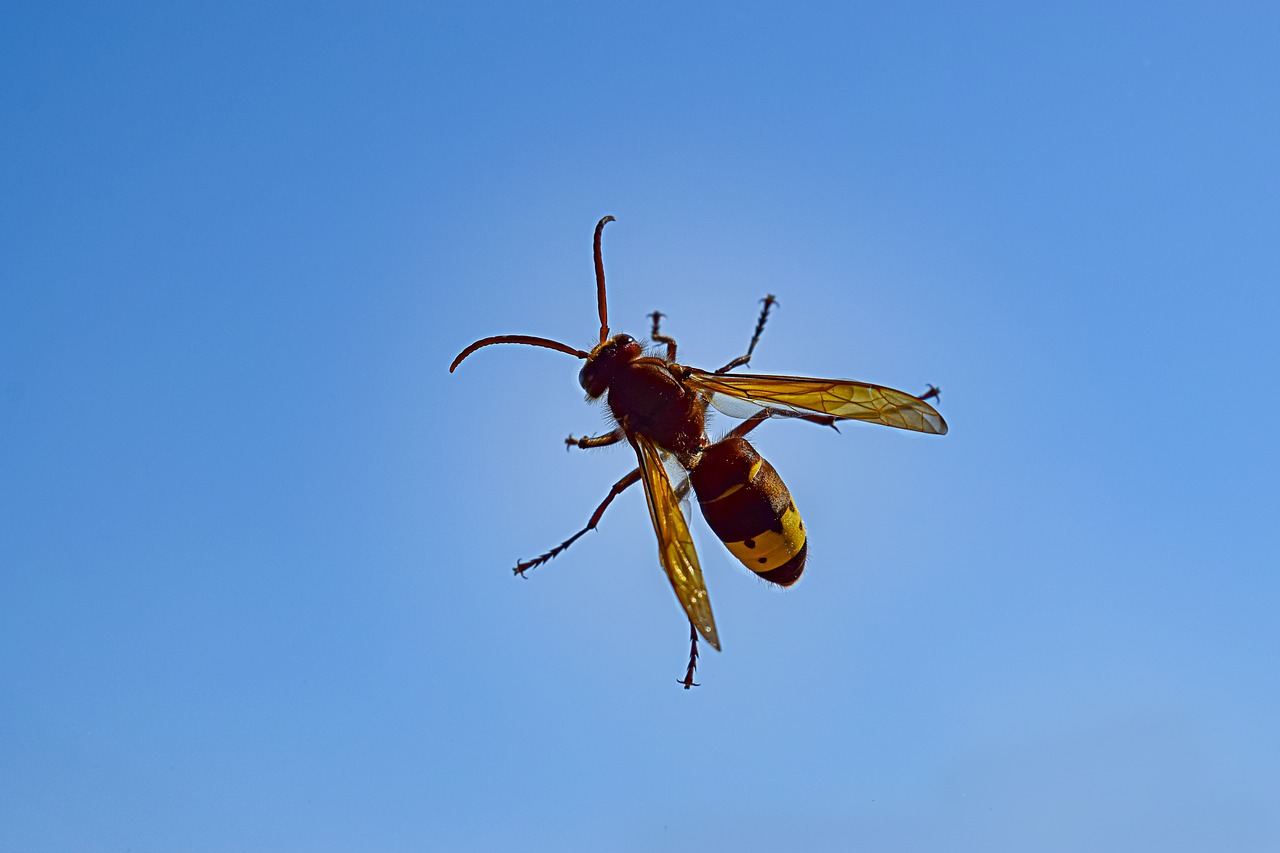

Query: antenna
593;216;615;343
450;216;618;373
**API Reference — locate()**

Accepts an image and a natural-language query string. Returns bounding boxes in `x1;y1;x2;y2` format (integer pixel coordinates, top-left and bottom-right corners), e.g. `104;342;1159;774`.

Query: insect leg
514;467;642;576
565;428;625;451
722;406;839;437
715;294;778;374
679;621;700;689
648;311;678;361
723;410;770;440
918;384;941;403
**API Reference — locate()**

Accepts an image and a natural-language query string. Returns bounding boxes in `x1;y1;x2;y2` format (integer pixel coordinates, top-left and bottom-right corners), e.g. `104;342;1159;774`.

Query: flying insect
449;216;947;687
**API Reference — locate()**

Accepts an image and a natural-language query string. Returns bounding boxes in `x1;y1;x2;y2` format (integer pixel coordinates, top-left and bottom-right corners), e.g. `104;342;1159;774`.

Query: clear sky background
3;3;1278;851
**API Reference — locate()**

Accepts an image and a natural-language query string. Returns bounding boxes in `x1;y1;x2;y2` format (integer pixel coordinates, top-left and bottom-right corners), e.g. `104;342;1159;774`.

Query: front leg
648;311;678;362
565;428;625;451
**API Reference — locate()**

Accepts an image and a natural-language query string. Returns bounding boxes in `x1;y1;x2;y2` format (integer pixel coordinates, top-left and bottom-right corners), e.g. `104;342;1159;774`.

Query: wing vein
629;432;720;650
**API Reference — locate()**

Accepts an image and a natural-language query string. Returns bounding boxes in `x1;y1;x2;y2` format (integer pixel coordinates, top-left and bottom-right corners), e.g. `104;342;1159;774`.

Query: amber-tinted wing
684;367;948;435
629;432;721;651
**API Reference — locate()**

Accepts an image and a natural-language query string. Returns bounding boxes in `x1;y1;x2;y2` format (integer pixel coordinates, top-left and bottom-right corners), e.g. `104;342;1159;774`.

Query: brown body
585;336;809;587
449;216;947;687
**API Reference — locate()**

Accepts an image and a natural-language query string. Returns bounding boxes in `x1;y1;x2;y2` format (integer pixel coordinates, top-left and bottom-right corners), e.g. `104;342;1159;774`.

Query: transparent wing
661;451;695;524
684;368;948;435
629;432;720;651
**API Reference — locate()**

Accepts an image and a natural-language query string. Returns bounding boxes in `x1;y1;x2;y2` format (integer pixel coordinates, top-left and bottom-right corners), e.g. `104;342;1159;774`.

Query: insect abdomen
690;436;807;586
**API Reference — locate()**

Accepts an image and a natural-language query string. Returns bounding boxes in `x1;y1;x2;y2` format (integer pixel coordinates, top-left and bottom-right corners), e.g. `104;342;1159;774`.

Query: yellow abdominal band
724;502;805;573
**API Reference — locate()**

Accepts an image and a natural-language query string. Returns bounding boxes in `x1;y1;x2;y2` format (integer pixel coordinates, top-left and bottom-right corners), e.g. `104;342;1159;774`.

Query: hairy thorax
606;358;707;461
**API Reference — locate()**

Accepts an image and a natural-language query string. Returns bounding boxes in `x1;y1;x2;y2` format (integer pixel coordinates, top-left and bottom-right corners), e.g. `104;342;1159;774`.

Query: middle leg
723;407;839;438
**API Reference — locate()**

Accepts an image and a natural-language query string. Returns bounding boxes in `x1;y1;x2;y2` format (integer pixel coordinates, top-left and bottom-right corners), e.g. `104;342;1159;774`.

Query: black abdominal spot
744;538;755;549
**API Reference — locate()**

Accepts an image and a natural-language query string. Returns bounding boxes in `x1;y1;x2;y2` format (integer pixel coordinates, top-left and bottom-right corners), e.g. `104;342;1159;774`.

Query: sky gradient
3;3;1279;851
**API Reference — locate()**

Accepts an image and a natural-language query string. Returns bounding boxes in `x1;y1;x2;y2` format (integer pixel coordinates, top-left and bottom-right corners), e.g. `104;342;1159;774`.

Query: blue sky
3;3;1278;850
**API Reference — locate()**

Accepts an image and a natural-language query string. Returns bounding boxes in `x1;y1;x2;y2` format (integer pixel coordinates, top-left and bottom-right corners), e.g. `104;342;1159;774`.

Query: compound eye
578;334;640;397
578;361;603;397
615;335;641;358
